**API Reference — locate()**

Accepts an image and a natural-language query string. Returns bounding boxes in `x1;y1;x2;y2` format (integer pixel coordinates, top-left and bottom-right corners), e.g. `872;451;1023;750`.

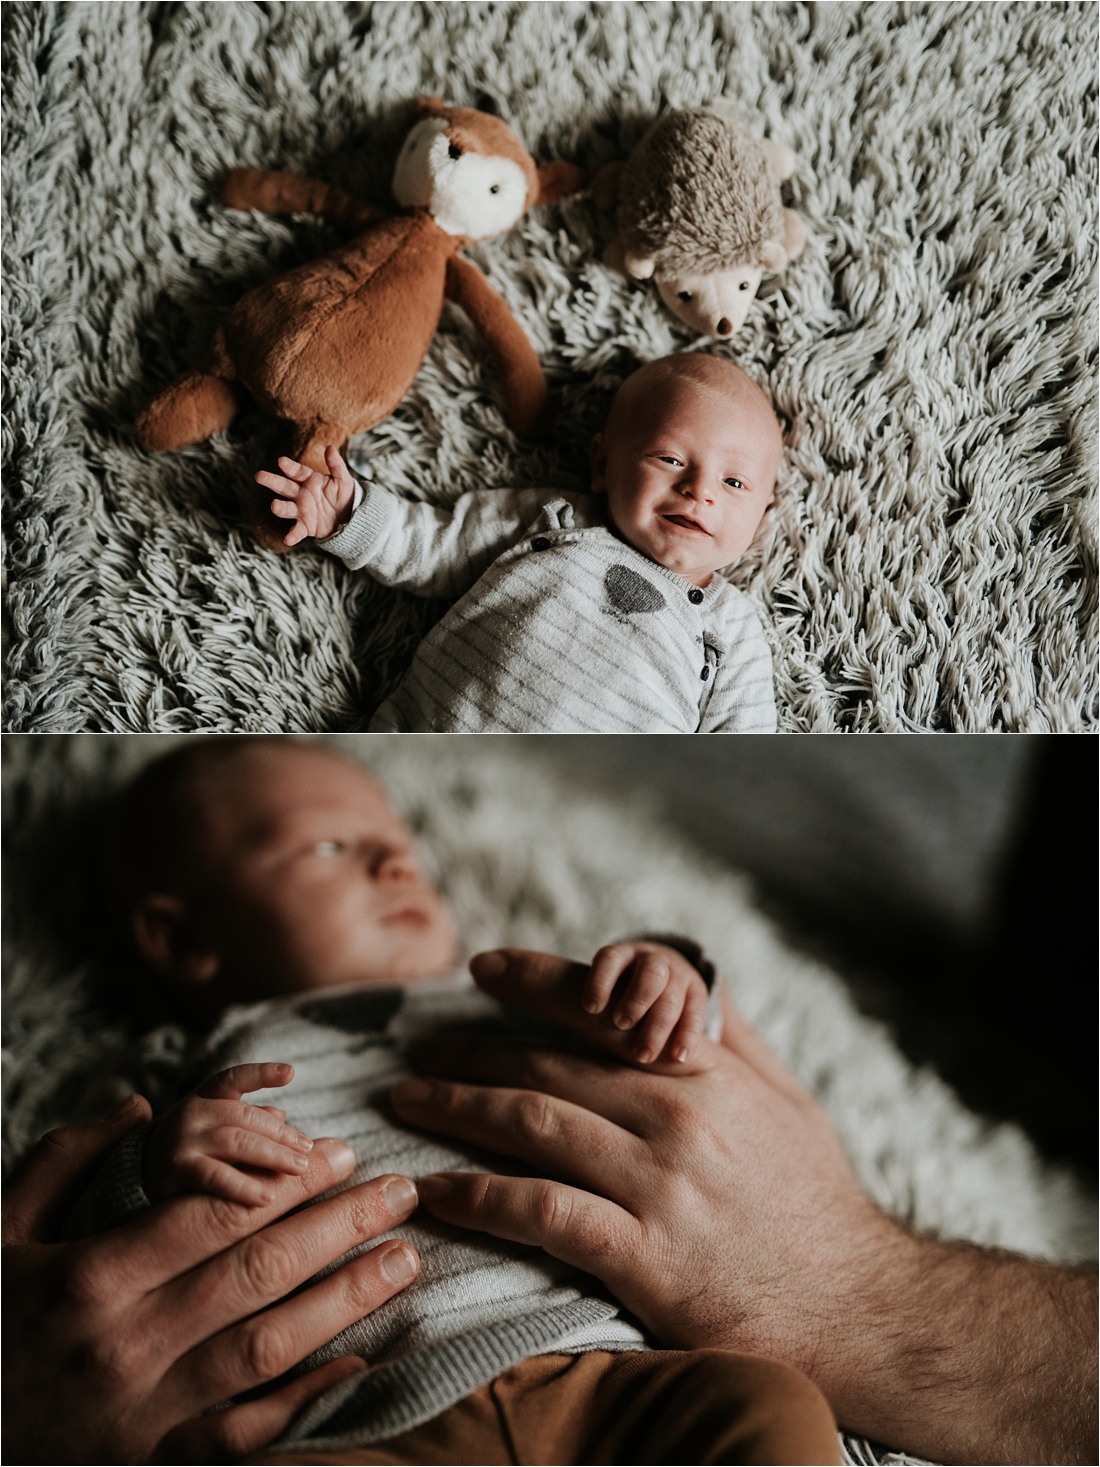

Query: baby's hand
255;446;358;547
582;942;709;1065
143;1062;316;1207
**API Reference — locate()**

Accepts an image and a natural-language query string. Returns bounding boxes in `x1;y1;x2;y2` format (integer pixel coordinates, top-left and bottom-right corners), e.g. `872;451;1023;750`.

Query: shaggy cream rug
1;734;1094;1463
3;2;1096;731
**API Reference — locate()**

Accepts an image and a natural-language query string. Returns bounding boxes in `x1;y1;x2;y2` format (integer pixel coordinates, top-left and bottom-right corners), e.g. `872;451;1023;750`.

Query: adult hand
392;949;1097;1466
3;1094;420;1465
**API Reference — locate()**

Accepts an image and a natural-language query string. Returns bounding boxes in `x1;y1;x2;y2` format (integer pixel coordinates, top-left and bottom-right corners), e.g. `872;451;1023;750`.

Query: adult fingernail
417;1176;454;1205
287;1128;314;1151
470;950;508;981
316;1138;356;1174
101;1094;140;1123
393;1078;433;1106
380;1243;418;1284
383;1176;418;1214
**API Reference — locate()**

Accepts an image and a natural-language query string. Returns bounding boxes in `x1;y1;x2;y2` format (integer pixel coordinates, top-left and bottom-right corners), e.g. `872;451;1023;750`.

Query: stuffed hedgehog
593;100;806;339
136;97;584;549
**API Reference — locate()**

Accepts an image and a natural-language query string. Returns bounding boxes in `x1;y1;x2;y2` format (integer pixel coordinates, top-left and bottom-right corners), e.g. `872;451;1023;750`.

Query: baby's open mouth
661;513;711;535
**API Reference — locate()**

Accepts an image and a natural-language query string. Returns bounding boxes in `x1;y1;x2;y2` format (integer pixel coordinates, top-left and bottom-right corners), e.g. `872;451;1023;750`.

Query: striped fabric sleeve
318;482;560;600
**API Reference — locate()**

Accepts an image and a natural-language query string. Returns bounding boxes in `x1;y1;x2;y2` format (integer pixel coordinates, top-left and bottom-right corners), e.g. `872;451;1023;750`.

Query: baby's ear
535;161;587;205
132;894;220;986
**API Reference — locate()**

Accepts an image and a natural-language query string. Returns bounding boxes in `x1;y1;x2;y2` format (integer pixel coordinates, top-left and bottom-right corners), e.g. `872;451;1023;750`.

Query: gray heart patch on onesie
605;564;665;615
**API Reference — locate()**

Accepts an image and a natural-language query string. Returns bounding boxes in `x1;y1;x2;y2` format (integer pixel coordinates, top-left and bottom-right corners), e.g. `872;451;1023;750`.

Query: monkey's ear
535;161;587;205
413;95;451;120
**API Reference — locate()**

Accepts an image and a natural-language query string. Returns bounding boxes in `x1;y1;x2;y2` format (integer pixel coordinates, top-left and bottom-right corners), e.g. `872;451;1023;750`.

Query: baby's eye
314;840;345;857
659;455;684;466
724;477;745;490
677;290;693;302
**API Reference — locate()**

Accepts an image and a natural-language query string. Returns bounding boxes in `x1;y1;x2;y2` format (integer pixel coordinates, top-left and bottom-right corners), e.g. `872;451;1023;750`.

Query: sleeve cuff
317;480;391;564
67;1122;154;1237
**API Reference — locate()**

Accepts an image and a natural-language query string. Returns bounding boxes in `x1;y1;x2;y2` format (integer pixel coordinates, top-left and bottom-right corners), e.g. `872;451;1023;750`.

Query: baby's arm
582;941;711;1065
255;446;558;599
144;1063;315;1208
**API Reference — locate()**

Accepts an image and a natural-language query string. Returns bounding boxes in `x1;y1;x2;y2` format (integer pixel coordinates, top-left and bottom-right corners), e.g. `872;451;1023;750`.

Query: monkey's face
654;264;763;338
393;117;529;239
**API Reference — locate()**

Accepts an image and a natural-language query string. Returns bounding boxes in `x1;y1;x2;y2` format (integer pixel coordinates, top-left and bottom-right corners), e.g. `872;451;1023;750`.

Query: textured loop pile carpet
3;1;1097;731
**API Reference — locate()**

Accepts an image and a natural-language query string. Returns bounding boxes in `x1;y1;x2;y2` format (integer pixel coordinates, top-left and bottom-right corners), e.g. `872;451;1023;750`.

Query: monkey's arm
221;169;383;232
445;255;551;437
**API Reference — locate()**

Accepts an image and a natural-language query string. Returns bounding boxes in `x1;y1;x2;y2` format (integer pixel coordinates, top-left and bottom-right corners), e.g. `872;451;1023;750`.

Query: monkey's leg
136;329;245;452
287;421;352;475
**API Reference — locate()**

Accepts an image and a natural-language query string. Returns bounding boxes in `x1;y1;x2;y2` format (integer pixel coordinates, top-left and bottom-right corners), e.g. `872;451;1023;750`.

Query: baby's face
176;746;457;1003
591;371;780;588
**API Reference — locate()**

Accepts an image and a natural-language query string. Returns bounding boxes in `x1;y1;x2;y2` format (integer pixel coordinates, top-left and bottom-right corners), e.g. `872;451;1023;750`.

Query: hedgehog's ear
760;239;789;273
624;250;656;280
414;95;451;120
535;161;587;205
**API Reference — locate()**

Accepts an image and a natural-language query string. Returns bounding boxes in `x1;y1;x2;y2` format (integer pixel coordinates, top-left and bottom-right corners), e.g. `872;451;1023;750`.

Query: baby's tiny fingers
255;470;300;497
197;1063;294;1102
205;1126;312;1175
631;985;689;1064
270;497;300;519
193;1157;276;1208
667;982;709;1065
276;455;313;481
611;952;671;1031
284;521;311;546
583;944;635;1015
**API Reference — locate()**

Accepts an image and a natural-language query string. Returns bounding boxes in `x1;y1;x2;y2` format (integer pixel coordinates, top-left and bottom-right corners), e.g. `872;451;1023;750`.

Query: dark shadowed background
525;734;1096;1179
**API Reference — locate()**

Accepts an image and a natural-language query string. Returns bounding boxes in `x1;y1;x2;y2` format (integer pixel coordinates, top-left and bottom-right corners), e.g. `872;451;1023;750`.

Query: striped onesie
319;482;777;732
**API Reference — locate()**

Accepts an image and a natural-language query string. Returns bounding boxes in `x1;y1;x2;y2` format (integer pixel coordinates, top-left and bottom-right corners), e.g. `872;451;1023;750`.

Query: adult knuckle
240;1317;292;1381
206;1192;253;1236
512;1091;559;1145
532;1179;573;1233
651;1089;695;1136
59;1249;114;1310
237;1235;297;1297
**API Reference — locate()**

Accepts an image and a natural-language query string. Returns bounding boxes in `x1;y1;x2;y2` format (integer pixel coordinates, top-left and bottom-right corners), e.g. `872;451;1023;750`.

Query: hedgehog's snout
716;318;732;336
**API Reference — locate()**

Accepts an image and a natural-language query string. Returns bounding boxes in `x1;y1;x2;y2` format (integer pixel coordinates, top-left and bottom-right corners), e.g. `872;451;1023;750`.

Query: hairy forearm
822;1222;1098;1465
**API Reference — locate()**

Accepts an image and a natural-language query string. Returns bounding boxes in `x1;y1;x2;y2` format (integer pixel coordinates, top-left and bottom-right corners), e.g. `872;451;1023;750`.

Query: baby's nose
374;850;419;880
716;317;732;336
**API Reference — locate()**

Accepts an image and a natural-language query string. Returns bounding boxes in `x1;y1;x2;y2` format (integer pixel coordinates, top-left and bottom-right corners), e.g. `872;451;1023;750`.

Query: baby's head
591;354;782;588
104;738;458;1015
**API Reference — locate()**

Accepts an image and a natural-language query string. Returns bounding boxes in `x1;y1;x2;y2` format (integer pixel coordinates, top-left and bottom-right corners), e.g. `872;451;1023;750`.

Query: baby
256;354;781;733
85;738;839;1464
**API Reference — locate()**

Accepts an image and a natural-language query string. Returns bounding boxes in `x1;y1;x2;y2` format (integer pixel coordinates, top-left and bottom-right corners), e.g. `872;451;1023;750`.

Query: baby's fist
582;941;710;1065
